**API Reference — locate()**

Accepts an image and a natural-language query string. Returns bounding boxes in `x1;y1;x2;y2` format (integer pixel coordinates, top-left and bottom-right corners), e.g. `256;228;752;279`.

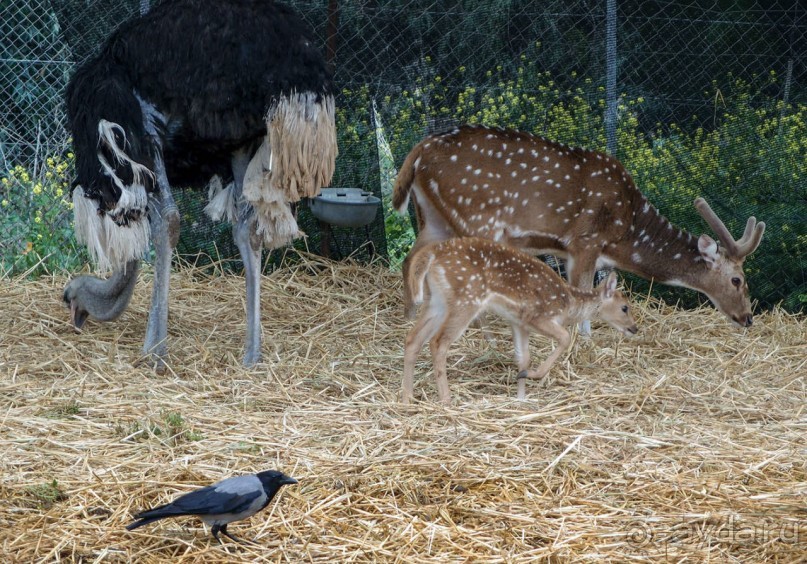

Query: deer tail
392;141;424;214
406;246;436;306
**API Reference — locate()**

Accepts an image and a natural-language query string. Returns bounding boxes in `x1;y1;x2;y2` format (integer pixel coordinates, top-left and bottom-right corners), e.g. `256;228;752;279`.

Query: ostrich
62;0;337;368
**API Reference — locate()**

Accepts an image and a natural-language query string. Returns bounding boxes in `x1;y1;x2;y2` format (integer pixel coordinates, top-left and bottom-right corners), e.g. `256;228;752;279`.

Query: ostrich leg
138;97;180;368
231;147;263;366
141;147;180;368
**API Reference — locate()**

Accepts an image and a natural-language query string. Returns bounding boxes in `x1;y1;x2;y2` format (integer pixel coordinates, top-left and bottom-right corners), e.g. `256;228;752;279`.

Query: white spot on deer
511;171;517;178
574;164;581;170
460;178;467;185
450;154;457;162
522;199;529;206
505;158;512;165
564;174;571;180
543;156;550;162
673;253;682;260
631;252;642;263
429;179;439;191
474;169;481;176
643;202;651;213
614;219;624;226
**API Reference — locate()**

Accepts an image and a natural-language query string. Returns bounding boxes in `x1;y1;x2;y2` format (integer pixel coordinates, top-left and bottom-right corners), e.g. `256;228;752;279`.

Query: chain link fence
2;0;805;311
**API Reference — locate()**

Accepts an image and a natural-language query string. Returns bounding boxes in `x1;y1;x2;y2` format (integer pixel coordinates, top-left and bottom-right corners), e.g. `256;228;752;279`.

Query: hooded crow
126;470;297;543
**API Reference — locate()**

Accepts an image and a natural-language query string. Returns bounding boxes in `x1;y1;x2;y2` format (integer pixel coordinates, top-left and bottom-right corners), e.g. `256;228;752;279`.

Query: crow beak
282;477;299;486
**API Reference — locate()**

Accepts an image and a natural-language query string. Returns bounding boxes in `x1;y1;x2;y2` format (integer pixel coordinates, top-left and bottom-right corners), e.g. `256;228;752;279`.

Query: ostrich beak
69;300;89;331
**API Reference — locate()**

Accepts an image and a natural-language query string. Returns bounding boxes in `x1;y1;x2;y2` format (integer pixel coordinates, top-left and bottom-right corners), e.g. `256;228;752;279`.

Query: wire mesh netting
2;0;805;311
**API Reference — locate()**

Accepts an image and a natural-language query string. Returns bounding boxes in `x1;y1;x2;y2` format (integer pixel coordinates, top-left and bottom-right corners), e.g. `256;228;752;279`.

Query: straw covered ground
1;254;805;563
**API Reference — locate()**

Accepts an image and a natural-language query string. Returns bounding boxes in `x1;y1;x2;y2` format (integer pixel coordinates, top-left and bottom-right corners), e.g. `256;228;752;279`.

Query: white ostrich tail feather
263;91;338;202
204;175;237;223
97;119;155;189
73;186;150;273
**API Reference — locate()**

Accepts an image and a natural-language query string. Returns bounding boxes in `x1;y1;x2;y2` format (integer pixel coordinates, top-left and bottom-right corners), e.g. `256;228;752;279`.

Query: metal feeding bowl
309;188;381;228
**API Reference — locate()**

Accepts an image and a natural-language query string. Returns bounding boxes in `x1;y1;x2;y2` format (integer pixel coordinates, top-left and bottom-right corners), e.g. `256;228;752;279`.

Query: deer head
597;272;639;337
692;198;765;327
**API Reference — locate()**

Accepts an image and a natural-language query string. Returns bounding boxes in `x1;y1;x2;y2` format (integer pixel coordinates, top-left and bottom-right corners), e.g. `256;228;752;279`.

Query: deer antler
694;198;766;258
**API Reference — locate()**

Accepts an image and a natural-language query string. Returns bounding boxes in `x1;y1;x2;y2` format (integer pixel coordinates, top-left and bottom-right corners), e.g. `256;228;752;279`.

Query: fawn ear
601;271;618;299
698;234;720;268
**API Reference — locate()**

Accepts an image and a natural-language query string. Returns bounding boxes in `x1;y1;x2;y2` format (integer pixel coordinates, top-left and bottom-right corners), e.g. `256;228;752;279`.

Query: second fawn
402;237;638;404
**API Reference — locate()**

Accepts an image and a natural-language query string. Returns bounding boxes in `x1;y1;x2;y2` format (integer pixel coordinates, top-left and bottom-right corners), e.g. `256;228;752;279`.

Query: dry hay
0;253;805;563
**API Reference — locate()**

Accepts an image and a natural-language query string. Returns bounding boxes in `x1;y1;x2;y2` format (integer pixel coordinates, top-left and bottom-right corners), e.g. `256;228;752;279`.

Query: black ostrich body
63;0;337;367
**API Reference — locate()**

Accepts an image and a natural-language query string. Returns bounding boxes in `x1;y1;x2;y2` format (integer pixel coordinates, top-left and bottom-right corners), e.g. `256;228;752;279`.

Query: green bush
377;59;805;311
0;153;88;276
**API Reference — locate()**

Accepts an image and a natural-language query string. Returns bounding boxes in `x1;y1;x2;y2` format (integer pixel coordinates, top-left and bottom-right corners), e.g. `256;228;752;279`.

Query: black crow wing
134;485;261;519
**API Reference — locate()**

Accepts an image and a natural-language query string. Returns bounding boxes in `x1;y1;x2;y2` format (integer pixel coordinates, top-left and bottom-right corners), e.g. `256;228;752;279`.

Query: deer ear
698;234;720;267
601;271;618;299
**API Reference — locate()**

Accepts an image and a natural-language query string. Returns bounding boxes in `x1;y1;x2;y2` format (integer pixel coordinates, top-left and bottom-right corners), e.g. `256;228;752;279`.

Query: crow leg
219;524;254;545
231;147;263;366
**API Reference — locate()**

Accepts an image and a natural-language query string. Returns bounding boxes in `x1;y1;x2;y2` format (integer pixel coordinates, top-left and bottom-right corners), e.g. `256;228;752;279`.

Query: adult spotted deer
402;237;638;404
394;125;765;329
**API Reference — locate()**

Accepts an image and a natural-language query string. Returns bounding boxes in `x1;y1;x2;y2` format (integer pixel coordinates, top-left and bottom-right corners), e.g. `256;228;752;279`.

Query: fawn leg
516;321;572;400
402;304;447;404
429;308;477;405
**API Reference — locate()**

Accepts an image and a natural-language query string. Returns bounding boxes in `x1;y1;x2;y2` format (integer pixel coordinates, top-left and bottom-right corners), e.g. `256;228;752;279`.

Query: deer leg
428;308;477;405
516;321;571;399
402;302;447;404
230;148;263;367
511;325;532;400
142;149;180;370
566;254;597;336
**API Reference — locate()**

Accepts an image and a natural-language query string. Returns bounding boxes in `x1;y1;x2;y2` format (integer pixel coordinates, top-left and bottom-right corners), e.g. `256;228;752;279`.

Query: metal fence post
605;0;618;156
